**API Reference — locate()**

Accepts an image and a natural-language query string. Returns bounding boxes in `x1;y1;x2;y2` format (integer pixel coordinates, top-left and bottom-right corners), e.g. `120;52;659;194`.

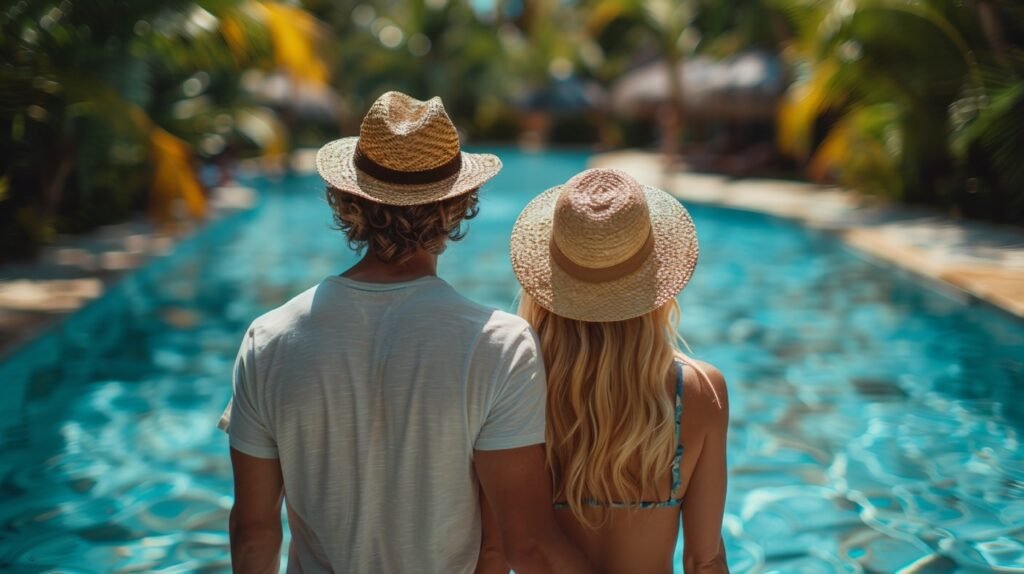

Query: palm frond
149;125;207;221
808;102;903;196
257;2;330;86
777;57;840;158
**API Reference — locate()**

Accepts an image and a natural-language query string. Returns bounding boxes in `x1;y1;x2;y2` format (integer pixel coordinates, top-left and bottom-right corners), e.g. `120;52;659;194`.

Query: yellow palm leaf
808;104;903;194
777;58;839;159
586;0;631;36
807;120;848;182
149;127;208;222
220;12;250;66
258;2;329;87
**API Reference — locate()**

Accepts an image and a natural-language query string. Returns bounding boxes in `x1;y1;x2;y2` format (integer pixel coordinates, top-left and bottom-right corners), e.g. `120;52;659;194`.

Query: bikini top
553;360;685;510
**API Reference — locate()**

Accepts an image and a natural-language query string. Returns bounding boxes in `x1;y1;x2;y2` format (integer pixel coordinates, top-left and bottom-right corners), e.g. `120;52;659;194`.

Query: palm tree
306;0;513;134
775;0;1024;220
643;0;696;153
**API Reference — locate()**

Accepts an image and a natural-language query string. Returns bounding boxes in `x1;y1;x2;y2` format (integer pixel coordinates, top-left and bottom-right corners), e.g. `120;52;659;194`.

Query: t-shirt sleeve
217;325;279;459
475;325;547;451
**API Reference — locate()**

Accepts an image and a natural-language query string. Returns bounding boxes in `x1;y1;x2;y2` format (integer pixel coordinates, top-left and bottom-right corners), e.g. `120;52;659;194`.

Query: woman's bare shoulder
679;358;729;425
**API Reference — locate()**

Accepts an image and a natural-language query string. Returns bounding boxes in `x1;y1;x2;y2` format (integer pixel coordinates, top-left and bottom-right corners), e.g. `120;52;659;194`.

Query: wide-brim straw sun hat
316;91;502;205
510;168;699;322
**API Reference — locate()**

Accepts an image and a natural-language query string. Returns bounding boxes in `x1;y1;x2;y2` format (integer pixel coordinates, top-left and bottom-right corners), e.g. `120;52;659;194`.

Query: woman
480;168;729;573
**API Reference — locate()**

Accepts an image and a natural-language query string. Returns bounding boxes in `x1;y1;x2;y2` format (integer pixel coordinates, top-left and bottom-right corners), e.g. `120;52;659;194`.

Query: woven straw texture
510;169;699;322
316;91;501;205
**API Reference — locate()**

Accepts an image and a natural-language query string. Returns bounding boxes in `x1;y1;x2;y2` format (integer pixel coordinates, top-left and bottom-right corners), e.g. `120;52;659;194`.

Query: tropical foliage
305;0;515;135
0;0;327;259
776;0;1024;221
303;0;778;139
2;0;1020;261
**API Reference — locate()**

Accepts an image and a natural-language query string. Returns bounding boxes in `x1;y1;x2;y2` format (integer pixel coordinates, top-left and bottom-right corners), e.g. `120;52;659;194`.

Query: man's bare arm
229;448;285;574
475;488;510;574
475;444;594;574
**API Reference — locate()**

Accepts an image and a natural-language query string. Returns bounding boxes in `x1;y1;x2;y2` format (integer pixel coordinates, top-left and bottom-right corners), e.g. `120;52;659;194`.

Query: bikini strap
668;360;684;500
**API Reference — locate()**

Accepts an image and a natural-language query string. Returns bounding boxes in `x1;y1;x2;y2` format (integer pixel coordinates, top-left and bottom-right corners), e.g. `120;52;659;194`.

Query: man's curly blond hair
326;188;480;265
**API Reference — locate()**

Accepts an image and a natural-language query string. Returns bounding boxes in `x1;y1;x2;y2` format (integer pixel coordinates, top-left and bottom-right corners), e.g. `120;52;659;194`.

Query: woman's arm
475;488;510;574
681;365;730;573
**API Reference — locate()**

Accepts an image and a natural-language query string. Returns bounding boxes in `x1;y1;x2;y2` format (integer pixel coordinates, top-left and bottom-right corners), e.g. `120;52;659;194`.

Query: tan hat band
549;229;655;284
354;146;462;185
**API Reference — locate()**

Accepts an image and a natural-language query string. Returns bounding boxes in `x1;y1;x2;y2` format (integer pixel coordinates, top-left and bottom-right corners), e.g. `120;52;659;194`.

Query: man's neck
341;249;438;283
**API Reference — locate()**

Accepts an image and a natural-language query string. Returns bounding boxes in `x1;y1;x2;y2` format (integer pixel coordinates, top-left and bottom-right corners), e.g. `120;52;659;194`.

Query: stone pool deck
590;151;1024;319
0;185;257;360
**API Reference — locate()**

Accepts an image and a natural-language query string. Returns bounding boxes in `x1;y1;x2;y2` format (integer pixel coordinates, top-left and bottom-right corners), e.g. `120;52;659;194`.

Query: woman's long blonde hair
518;292;689;527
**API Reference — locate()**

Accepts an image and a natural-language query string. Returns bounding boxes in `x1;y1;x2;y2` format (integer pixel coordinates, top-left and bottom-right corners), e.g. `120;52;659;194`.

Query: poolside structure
611;52;788;174
611;52;786;122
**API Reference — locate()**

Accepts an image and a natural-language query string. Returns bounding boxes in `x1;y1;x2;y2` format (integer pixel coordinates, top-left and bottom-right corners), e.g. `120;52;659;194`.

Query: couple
219;91;729;574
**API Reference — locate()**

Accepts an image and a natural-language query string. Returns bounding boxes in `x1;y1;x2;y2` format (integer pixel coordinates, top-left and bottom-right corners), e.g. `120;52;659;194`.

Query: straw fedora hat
510;168;699;322
316;91;502;205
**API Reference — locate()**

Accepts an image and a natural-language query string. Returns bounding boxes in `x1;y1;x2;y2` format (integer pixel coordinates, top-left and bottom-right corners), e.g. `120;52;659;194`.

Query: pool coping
0;184;260;363
590;150;1024;322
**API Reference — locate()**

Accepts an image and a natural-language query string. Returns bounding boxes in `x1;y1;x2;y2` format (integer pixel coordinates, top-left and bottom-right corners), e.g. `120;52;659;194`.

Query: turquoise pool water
1;148;1023;572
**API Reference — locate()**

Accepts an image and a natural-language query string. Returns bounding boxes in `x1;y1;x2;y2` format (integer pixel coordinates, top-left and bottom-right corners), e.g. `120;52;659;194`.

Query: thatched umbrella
611;51;786;122
242;70;343;123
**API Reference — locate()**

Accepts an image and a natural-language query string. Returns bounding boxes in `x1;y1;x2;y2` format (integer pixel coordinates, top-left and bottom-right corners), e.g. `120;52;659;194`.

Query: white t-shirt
218;275;546;573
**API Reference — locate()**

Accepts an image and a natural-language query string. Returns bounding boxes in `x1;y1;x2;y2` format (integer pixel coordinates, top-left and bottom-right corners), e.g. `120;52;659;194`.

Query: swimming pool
0;148;1022;572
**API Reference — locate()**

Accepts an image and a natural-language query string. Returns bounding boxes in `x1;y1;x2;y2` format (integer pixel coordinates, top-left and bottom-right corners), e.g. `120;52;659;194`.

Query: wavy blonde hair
518;293;688;527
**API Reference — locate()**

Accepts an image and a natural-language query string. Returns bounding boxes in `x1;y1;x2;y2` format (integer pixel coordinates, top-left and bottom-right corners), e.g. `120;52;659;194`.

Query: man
218;91;591;573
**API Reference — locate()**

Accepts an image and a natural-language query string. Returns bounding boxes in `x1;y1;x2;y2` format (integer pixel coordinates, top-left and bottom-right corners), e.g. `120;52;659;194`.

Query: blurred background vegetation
1;0;1022;261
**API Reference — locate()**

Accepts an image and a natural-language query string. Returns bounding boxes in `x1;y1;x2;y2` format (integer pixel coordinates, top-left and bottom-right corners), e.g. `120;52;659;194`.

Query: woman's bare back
552;359;730;574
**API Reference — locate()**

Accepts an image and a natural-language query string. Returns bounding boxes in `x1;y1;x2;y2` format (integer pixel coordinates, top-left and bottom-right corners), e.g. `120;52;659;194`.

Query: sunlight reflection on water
1;149;1022;573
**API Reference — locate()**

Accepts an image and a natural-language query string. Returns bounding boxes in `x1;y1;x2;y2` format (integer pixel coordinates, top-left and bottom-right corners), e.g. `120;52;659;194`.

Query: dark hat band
354;146;462;185
549;228;655;284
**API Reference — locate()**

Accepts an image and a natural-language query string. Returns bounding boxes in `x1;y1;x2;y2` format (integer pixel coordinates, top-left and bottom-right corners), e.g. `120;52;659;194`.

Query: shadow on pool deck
590;150;1024;320
0;185;258;361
